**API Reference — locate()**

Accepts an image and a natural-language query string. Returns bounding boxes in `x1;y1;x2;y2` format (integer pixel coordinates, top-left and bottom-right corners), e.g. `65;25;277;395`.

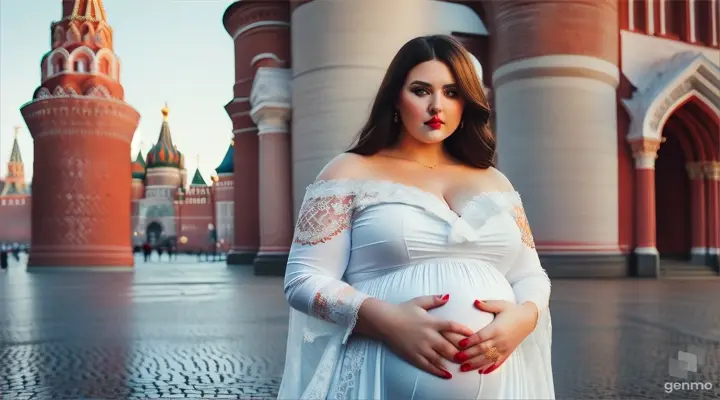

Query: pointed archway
624;52;720;276
146;221;163;246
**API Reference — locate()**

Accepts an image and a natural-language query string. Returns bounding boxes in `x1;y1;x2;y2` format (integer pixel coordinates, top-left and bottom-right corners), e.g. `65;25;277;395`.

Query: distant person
143;242;152;262
0;249;8;270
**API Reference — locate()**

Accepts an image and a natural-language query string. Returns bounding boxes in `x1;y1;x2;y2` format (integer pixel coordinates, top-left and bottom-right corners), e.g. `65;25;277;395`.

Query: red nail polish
442;370;452;379
454;352;468;362
459;338;469;348
474;300;482;308
442;294;450;301
481;364;500;375
460;363;472;372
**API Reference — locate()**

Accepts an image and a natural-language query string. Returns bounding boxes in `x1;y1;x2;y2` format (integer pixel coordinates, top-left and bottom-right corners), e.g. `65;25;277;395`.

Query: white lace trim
305;178;522;224
327;339;369;400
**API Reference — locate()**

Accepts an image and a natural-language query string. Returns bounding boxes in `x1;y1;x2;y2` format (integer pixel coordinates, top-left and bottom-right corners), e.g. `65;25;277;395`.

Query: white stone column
250;67;293;276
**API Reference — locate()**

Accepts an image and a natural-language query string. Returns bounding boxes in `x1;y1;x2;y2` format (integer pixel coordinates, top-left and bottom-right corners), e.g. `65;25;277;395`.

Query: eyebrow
409;80;457;88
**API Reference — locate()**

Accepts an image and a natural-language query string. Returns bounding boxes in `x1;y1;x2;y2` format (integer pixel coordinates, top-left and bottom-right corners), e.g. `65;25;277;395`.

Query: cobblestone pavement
1;254;718;399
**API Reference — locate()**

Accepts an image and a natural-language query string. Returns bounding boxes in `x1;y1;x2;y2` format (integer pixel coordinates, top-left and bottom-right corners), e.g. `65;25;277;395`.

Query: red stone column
705;161;720;270
630;139;661;277
250;68;293;275
21;97;140;268
687;162;708;265
222;1;290;266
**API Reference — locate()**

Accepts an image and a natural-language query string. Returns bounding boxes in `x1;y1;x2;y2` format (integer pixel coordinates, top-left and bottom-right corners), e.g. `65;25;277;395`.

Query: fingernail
474;300;483;308
460;363;472;372
454;352;468;362
442;370;452;379
481;364;499;375
459;338;469;348
442;294;450;301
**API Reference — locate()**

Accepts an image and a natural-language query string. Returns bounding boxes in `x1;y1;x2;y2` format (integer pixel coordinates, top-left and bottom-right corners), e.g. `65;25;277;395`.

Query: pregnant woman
278;35;554;400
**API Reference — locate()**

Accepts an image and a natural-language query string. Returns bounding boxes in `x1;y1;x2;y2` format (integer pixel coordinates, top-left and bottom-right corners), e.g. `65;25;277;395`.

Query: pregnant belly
359;261;516;400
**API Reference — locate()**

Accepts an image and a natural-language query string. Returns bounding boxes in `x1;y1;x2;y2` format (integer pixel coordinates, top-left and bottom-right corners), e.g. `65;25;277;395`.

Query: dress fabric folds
278;179;555;400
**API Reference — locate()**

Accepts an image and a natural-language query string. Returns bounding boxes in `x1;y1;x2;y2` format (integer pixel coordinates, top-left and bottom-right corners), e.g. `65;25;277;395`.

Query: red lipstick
424;116;443;130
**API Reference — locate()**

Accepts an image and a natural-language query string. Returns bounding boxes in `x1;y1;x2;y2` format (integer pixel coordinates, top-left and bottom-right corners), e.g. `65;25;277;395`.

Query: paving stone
1;255;719;399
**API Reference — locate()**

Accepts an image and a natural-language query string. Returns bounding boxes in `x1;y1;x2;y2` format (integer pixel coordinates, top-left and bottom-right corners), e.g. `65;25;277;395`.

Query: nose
428;93;442;115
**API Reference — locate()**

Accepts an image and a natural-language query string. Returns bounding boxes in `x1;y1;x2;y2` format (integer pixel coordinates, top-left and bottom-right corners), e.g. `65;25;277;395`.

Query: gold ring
485;346;500;362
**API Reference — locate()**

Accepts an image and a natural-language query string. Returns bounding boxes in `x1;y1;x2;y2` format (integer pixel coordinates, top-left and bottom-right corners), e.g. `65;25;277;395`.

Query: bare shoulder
315;152;372;181
485;167;516;193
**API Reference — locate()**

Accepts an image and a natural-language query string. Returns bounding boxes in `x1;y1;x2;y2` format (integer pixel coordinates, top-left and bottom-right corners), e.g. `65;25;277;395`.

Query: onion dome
131;151;146;180
178;150;185;169
215;140;234;175
146;104;182;169
190;168;207;186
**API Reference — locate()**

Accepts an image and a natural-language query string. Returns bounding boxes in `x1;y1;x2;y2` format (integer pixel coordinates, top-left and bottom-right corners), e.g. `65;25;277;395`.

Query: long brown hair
347;35;495;168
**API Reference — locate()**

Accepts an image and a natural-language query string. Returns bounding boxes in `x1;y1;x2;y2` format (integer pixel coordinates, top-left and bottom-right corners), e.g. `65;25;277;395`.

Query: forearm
512;276;550;313
519;301;540;330
353;297;395;342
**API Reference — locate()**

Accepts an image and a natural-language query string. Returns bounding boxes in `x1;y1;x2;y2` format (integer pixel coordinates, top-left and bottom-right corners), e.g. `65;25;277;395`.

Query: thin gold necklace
379;153;441;169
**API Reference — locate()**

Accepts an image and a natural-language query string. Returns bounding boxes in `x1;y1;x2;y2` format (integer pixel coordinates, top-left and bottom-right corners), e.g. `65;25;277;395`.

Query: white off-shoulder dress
278;179;555;400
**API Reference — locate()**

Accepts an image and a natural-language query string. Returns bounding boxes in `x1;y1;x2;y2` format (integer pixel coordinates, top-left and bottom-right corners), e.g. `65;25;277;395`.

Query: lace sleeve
283;181;370;344
505;194;551;315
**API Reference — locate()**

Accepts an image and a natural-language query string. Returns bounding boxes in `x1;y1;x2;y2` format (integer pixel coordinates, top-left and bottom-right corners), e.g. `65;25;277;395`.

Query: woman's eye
412;88;429;96
446;90;458;98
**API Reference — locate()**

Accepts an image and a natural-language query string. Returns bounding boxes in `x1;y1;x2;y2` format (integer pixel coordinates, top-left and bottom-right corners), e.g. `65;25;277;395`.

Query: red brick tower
0;127;32;244
20;0;140;268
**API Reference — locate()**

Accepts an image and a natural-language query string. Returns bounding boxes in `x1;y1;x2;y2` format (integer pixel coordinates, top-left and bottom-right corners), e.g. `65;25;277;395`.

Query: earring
393;111;399;123
460;120;464;129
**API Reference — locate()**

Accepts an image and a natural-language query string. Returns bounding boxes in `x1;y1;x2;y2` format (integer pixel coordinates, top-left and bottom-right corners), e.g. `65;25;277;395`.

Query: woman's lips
424;117;443;130
426;122;442;129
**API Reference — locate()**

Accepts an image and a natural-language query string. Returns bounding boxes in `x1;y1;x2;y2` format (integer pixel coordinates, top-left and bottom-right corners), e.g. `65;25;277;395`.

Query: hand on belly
426;293;495;333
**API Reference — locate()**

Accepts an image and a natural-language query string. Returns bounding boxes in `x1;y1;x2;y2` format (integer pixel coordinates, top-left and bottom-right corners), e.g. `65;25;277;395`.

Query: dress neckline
308;178;519;220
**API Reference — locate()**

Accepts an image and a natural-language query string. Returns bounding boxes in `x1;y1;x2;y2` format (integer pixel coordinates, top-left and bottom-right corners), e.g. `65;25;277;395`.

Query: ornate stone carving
250;67;291;108
250;67;291;133
704;161;720;181
623;52;720;142
630;138;662;169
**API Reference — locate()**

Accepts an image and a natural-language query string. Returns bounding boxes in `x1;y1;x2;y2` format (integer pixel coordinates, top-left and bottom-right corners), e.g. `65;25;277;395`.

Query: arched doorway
655;95;719;267
655;118;691;260
146;221;163;246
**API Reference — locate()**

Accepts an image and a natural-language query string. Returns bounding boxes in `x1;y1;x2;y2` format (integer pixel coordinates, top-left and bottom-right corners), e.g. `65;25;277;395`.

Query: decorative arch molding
96;21;111;35
79;21;95;43
52;26;65;46
623;52;720;142
66;24;81;43
95;48;119;79
69;46;97;73
672;103;718;160
46;47;71;78
250;53;286;67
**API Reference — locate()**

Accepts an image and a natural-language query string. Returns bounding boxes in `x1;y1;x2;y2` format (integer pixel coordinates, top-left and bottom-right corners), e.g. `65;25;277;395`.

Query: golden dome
161;103;170;121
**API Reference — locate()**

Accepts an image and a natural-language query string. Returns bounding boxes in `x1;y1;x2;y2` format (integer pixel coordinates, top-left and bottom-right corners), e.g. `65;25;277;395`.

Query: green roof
190;168;206;186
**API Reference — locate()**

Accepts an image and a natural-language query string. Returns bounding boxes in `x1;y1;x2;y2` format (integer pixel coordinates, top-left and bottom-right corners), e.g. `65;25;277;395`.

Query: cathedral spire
63;0;107;22
1;126;27;196
10;127;22;163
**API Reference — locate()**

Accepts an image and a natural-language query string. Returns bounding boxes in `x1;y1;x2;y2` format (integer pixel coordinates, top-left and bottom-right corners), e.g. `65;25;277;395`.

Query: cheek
398;95;427;123
447;101;464;123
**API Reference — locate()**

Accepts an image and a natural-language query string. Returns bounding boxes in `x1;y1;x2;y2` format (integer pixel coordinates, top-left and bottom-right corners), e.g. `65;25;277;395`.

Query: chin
413;130;451;144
